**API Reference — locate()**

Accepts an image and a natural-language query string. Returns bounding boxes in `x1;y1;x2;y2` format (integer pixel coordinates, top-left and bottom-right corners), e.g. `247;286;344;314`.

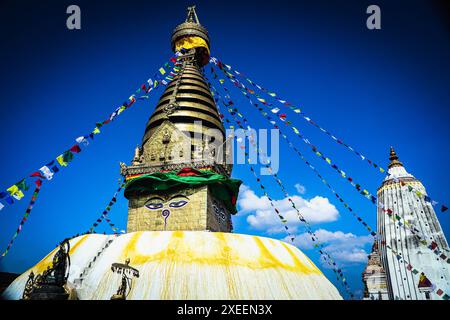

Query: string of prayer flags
398;178;449;213
243;105;450;297
212;83;354;299
381;204;450;264
1;179;43;258
0;53;182;213
385;242;449;300
87;180;126;235
210;56;386;172
209;70;377;237
210;64;378;206
211;57;449;214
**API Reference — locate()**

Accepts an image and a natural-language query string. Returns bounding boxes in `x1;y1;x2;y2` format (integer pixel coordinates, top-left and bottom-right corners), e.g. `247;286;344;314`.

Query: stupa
2;6;342;300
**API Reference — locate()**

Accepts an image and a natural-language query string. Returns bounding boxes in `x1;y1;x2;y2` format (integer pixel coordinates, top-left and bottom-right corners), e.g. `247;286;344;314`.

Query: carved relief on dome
141;121;192;166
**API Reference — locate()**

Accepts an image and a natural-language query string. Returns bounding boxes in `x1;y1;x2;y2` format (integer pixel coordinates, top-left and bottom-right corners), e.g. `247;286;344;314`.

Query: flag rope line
87;179;126;235
0;54;183;212
210;57;448;214
1;179;43;258
211;63;378;206
208;66;377;235
207;66;450;299
206;76;355;298
210;57;384;171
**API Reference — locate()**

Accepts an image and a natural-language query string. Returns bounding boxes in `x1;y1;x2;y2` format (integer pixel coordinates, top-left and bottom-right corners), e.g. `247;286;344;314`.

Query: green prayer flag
15;179;29;191
62;150;74;163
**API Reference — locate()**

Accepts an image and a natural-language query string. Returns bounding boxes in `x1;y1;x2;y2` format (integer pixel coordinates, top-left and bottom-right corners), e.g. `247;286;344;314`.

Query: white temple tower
377;147;450;300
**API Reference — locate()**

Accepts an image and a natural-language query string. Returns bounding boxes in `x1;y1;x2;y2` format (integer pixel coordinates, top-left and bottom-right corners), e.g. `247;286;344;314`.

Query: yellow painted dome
3;231;342;300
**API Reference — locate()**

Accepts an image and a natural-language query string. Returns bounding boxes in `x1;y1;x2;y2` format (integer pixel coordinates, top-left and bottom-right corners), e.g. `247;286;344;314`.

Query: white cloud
285;229;372;266
294;183;306;194
237;185;339;234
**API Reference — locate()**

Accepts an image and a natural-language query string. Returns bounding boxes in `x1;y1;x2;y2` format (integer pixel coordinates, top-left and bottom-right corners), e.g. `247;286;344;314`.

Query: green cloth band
124;170;242;213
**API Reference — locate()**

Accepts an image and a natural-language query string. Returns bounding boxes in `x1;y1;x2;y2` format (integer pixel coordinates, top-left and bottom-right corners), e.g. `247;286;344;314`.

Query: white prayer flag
39;166;54;180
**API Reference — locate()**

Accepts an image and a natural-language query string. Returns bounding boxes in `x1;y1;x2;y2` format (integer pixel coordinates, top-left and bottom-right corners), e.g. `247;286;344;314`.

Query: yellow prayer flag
159;68;166;75
92;127;101;134
118;106;126;115
7;185;24;200
56;155;68;167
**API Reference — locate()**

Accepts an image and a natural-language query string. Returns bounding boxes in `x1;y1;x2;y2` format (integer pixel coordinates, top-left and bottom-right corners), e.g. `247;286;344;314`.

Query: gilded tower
376;147;450;299
120;6;238;233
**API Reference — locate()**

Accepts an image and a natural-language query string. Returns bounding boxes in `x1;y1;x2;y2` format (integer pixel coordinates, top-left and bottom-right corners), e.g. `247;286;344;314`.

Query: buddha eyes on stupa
169;200;188;208
145;203;163;210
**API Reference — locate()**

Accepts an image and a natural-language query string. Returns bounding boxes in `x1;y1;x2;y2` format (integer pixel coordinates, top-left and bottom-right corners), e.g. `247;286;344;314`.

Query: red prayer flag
30;171;44;179
70;144;82;153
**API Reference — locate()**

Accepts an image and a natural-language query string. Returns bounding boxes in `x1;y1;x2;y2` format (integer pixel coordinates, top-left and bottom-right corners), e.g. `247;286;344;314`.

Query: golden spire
186;5;200;24
388;146;404;169
171;6;210;65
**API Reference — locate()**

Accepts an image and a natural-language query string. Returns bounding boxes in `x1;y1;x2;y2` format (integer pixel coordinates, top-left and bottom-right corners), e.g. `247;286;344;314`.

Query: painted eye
169;200;188;208
145;203;163;210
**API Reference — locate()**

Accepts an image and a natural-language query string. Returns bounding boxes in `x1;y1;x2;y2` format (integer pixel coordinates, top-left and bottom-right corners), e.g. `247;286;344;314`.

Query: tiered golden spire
388;146;404;169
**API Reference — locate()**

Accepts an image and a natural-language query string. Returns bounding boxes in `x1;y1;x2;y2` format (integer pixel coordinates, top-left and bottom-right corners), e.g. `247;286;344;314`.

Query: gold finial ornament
171;5;210;65
388;146;404;169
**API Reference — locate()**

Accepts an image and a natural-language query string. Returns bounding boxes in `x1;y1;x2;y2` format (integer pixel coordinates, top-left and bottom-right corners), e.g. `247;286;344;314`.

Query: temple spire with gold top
375;147;450;300
388;146;403;169
121;6;237;233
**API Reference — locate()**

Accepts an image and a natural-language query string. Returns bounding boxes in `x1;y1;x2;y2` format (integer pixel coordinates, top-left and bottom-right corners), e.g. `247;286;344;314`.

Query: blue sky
0;0;449;299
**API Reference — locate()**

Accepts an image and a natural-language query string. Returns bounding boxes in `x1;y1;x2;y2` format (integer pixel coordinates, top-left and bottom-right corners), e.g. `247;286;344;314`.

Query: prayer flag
39;166;54;180
30;172;44;179
16;179;29;191
70;144;81;153
7;185;24;200
76;136;89;146
159;67;166;75
56;155;68;167
271;108;280;113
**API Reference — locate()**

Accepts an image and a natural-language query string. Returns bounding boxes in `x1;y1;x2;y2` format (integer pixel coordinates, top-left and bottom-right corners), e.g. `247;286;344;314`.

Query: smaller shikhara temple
363;148;450;300
2;7;341;300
